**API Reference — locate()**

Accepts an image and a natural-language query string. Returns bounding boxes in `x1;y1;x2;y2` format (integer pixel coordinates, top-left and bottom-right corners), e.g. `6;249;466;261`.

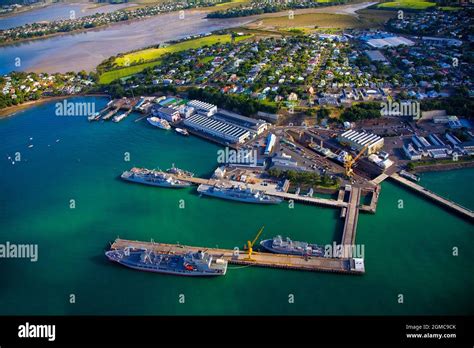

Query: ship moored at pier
121;167;191;188
147;117;171;130
106;247;228;277
260;236;326;257
197;184;283;204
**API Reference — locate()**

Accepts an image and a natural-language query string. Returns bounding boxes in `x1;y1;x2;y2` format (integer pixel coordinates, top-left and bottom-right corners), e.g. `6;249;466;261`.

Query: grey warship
260;235;325;257
105;247;227;277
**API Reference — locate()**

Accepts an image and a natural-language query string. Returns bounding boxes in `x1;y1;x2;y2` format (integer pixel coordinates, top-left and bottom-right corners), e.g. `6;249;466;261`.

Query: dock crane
344;144;369;178
244;226;265;260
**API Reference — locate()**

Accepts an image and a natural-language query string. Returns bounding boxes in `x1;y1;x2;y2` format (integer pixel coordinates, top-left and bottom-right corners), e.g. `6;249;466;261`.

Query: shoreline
0;14;158;48
0;2;377;48
0;6;215;48
413;161;474;174
0;93;110;119
0;2;49;19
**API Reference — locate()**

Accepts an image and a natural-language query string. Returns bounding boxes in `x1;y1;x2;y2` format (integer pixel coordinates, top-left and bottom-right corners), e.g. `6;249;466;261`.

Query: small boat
147;117;171;130
175;128;189;136
112;113;127;123
399;169;420;182
88;112;101;122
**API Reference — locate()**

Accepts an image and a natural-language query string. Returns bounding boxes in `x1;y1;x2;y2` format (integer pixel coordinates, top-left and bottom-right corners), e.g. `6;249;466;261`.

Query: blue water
0;2;132;30
0;96;472;315
0;10;250;74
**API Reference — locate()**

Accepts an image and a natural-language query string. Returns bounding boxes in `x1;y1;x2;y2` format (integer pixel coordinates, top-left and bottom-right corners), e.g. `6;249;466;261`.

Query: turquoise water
0;97;472;315
418;169;474;210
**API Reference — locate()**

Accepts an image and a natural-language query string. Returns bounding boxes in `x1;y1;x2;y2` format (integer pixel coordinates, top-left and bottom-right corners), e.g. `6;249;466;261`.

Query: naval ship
121;167;191;188
197;184;283;204
105;247;228;277
260;235;325;257
166;163;194;177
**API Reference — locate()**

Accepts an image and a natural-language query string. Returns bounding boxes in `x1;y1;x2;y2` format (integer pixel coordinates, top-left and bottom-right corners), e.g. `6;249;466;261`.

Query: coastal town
1;2;472;220
0;0;473;340
0;0;228;44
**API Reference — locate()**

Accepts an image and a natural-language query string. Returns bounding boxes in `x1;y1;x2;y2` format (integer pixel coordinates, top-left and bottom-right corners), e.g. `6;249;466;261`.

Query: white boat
147;117;171;130
113;113;127;123
175;128;189;136
88;112;101;122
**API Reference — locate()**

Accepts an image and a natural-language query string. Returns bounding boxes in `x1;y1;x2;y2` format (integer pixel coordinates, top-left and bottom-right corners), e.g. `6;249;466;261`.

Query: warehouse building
403;143;422;160
365;36;414;48
213;109;267;135
152;106;180;122
187;100;217;117
183;113;250;144
338;130;384;155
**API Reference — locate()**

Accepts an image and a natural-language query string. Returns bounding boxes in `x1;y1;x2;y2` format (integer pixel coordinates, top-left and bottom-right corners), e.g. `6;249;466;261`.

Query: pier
371;173;389;185
172;175;215;186
390;173;474;221
121;170;370;273
264;191;348;208
110;238;364;275
341;187;361;257
166;172;350;209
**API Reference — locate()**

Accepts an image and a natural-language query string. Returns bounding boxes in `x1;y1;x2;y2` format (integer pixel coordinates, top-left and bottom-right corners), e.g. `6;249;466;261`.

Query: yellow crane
244;226;265;260
344;144;368;178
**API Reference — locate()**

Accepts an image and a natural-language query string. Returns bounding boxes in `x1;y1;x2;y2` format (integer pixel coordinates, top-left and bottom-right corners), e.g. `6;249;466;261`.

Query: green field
99;61;162;84
115;34;250;67
215;0;248;6
377;0;436;10
439;6;462;11
198;56;215;64
99;34;252;84
248;11;394;31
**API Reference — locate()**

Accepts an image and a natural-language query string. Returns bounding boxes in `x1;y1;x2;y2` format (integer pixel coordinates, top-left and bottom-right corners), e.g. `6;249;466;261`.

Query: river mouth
0;2;377;75
0;9;254;75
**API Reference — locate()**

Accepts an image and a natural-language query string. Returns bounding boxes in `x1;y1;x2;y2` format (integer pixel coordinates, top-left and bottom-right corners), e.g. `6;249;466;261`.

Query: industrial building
403;143;422;161
365;36;414;48
183;113;250;144
365;50;388;63
405;134;451;159
264;133;276;155
338;130;384;155
270;154;305;171
213;109;267;135
187;100;217;117
152;106;180;123
421;37;463;47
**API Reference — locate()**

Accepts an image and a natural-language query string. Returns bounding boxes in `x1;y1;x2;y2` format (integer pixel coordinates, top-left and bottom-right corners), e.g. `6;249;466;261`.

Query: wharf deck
390;173;474;221
110;238;363;274
341;187;361;257
371;173;389;185
167;174;349;209
261;191;348;208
